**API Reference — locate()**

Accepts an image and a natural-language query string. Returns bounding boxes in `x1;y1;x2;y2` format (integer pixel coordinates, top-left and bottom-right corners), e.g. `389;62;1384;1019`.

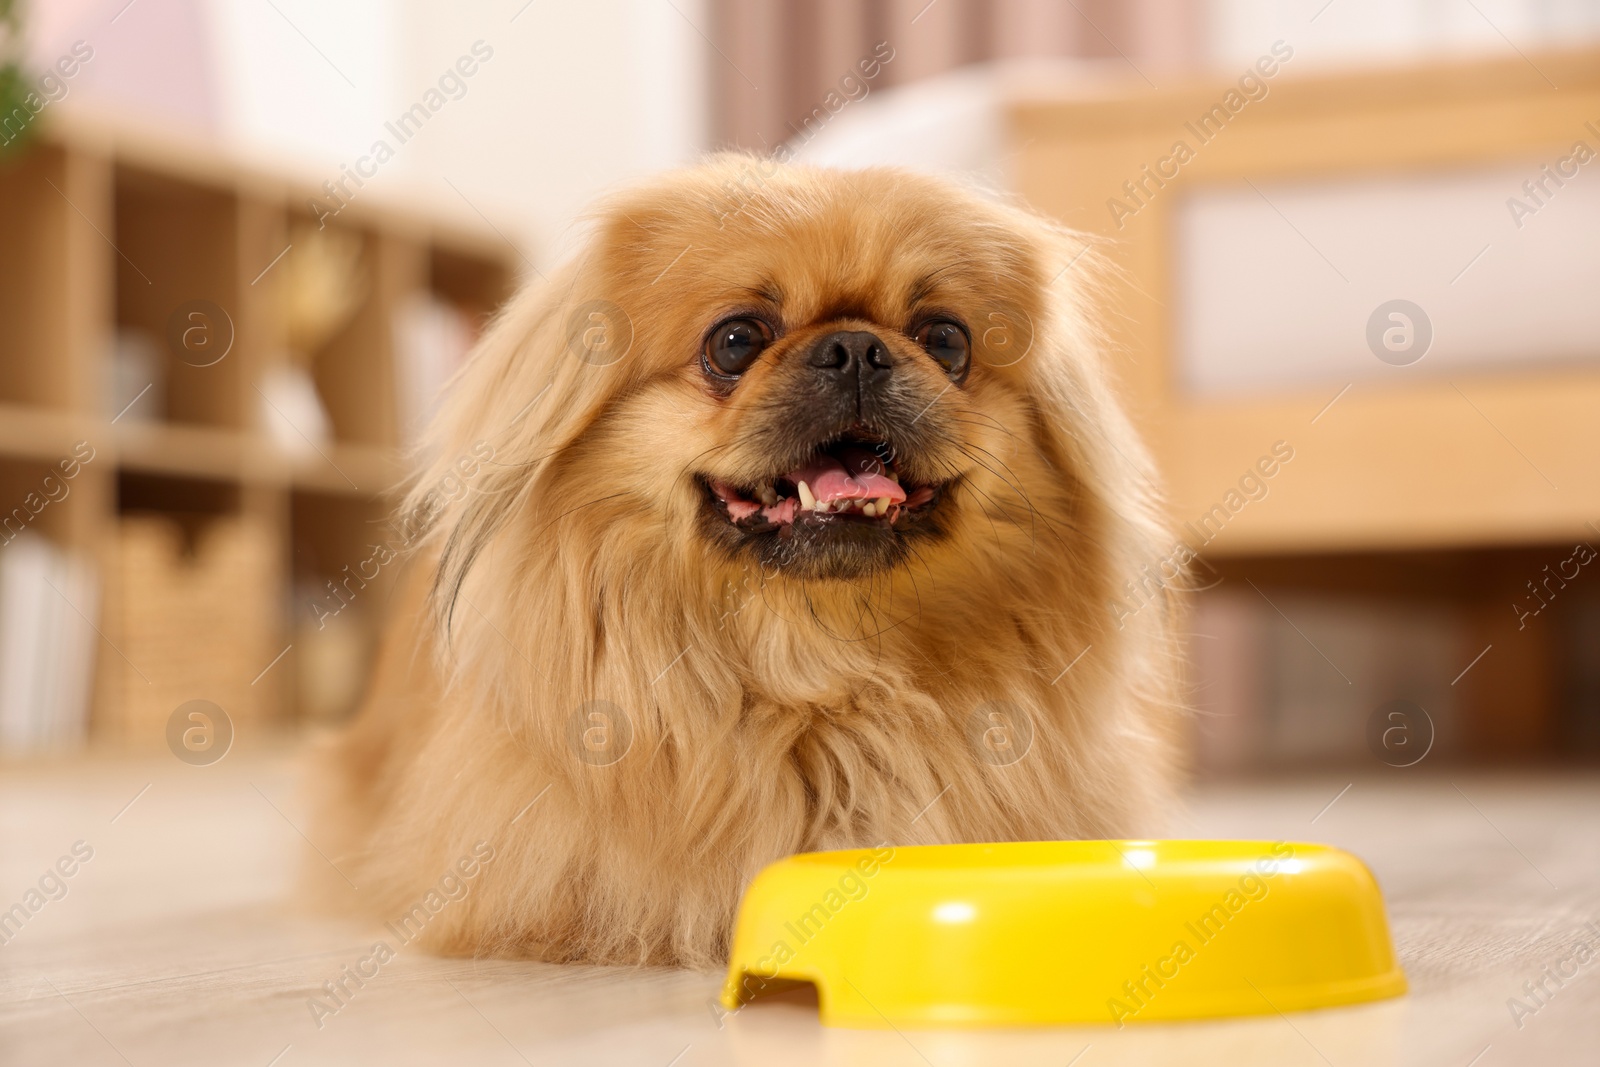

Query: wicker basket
98;515;281;748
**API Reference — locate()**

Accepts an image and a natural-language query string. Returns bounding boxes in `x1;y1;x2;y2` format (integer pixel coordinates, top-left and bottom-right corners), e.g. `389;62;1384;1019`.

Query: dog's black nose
810;330;893;389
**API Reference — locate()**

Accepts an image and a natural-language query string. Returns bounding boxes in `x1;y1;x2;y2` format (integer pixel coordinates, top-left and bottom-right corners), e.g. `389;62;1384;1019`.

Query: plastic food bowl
720;840;1406;1028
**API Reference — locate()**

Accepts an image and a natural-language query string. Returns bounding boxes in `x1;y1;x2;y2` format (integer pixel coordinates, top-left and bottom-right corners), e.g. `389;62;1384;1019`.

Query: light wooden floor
2;750;1597;1066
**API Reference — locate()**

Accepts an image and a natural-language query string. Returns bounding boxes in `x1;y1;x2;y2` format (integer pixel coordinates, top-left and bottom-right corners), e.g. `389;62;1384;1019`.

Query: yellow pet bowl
721;840;1405;1028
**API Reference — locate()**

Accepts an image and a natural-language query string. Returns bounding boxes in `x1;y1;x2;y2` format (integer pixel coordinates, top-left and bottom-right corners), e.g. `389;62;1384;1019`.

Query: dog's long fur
318;157;1182;969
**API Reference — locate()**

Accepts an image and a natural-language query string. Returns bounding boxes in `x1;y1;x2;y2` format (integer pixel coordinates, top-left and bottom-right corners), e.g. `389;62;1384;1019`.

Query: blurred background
2;0;1598;778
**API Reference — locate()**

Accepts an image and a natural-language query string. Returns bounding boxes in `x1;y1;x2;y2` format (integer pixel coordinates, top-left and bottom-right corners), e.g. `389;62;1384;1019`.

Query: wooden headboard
1011;49;1600;556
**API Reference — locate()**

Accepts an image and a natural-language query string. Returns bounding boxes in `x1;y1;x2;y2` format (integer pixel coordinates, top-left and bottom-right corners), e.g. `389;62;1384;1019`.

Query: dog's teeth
797;480;816;511
875;497;891;514
889;472;900;484
862;501;877;517
758;484;778;507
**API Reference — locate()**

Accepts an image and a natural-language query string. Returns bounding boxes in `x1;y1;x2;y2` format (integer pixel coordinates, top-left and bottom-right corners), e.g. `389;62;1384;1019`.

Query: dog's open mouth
704;436;941;532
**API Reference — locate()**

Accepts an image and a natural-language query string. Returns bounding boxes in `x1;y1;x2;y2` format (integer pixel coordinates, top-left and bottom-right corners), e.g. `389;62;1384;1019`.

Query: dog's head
418;157;1160;633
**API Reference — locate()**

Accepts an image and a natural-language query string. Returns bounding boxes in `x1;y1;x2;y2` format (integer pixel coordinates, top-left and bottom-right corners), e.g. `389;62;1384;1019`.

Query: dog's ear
398;239;646;638
1014;213;1179;610
991;211;1184;765
1017;220;1155;515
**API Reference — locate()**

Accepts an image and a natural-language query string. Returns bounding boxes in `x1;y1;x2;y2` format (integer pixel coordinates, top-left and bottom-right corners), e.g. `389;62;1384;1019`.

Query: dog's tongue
789;445;905;504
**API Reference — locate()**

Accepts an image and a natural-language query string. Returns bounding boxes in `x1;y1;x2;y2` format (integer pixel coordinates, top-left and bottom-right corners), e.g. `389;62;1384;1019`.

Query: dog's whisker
930;453;1032;558
943;408;1023;442
950;442;1076;557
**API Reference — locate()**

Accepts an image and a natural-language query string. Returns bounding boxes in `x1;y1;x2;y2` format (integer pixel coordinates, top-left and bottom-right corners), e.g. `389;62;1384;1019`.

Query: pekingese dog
319;156;1181;969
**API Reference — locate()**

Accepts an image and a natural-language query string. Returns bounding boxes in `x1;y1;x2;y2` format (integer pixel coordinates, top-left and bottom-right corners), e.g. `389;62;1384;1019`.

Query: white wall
30;0;711;267
385;0;711;264
1207;0;1600;68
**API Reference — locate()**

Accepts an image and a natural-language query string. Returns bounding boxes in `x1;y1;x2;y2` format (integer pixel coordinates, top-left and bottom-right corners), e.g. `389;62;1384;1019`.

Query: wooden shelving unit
0;112;518;749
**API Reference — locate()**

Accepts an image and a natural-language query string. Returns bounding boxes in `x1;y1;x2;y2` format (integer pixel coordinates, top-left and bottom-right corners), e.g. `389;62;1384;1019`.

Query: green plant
0;0;30;157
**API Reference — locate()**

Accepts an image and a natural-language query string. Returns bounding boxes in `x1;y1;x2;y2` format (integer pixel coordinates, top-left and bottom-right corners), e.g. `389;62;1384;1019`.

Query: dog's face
684;234;1014;581
557;160;1066;584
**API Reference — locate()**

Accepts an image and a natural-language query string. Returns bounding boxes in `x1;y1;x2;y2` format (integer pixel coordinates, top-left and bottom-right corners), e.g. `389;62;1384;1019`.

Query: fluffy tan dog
319;156;1181;969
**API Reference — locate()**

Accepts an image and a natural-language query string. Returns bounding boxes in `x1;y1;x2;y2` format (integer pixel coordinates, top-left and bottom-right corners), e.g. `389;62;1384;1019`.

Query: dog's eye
913;319;971;380
704;318;772;377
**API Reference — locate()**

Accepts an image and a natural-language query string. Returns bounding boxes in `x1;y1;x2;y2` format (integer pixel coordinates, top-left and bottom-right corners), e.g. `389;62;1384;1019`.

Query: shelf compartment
1187;544;1600;774
288;489;395;723
430;243;514;325
113;163;243;430
0;455;88;548
289;211;425;450
0;144;76;410
99;471;278;746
